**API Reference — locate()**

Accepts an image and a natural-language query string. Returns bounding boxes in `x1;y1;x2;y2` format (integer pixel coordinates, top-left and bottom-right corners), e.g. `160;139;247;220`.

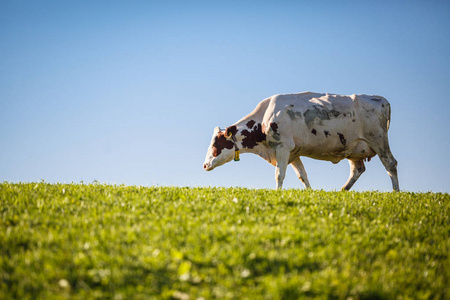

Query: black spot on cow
287;110;295;119
371;98;381;102
311;128;317;135
212;132;234;157
337;133;347;146
287;109;303;120
303;106;341;128
270;122;279;134
225;125;237;137
324;130;330;137
246;120;256;129
241;123;266;149
268;141;280;149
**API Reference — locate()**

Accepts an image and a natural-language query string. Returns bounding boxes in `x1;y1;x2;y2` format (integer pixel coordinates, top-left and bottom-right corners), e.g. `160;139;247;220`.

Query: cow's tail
375;96;392;132
385;101;391;131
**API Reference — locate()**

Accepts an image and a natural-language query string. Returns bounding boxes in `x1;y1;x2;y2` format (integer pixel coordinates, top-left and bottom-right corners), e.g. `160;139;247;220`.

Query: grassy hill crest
1;183;448;299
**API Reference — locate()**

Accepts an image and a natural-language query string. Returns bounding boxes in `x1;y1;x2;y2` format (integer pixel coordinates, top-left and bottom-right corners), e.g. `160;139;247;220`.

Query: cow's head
203;126;237;171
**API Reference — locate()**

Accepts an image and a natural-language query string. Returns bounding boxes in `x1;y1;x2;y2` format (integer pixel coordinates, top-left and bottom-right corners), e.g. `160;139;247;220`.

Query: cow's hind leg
368;139;400;192
378;149;399;192
290;157;311;189
341;159;365;191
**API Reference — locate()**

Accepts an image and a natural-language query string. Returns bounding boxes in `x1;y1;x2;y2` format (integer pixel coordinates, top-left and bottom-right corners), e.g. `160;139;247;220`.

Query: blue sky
1;1;449;192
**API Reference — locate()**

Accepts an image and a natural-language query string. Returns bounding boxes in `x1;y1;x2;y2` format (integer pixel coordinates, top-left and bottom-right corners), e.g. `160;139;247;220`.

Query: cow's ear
225;125;237;138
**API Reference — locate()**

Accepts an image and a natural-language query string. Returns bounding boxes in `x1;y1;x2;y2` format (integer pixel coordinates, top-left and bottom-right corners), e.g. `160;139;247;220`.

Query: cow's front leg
275;145;291;189
290;157;311;189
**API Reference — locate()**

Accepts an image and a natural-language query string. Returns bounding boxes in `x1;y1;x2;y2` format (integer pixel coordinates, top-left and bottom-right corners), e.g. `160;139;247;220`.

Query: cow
203;92;399;191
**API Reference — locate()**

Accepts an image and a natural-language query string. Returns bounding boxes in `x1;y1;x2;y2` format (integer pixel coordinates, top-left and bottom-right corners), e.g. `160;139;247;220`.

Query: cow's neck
232;119;276;166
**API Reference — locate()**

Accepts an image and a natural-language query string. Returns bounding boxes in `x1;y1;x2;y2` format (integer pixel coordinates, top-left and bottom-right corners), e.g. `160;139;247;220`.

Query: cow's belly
290;134;376;164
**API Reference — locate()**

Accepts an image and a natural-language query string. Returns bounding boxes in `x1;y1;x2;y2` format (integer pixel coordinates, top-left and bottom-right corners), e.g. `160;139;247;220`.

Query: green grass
1;183;449;299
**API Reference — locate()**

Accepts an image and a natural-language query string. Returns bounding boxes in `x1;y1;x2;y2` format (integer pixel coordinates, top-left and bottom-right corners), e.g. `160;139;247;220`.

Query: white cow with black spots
203;92;399;191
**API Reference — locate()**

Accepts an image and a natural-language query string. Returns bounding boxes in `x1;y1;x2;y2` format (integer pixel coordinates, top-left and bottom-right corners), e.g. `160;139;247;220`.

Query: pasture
1;183;448;299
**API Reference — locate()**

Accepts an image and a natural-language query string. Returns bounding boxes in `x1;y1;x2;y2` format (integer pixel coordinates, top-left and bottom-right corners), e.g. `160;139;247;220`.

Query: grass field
1;183;449;299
